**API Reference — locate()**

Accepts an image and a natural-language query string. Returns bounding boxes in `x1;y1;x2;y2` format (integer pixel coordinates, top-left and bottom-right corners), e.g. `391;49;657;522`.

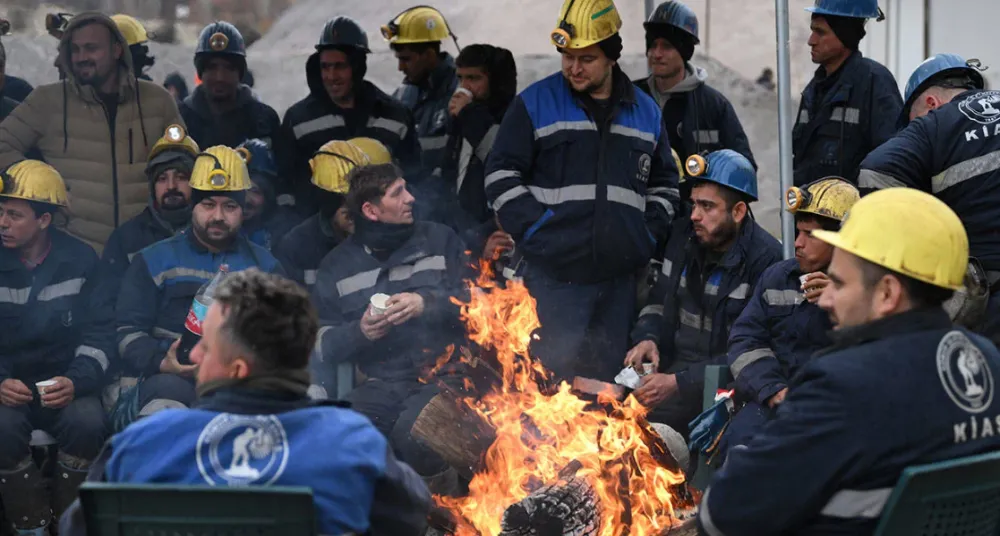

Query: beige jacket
0;12;184;253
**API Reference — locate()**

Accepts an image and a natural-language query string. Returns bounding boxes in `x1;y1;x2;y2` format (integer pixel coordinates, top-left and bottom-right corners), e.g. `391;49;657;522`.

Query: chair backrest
79;482;317;536
873;450;1000;536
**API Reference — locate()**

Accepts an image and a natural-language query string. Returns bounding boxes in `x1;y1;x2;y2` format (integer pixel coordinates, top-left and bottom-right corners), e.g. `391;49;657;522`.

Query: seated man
115;146;282;425
722;177;859;455
699;189;1000;534
0;161;112;534
100;125;199;311
237;139;302;251
61;269;431;536
312;163;471;493
274;138;385;290
626;150;781;438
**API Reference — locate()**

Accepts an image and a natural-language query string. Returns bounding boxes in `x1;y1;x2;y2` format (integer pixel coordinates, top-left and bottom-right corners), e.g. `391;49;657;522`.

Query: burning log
411;391;496;480
499;460;600;536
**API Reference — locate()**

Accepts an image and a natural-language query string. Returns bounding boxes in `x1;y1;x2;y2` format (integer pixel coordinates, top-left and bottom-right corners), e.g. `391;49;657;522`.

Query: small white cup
370;293;390;316
36;380;57;406
799;274;810;290
642;363;655;376
454;87;473;98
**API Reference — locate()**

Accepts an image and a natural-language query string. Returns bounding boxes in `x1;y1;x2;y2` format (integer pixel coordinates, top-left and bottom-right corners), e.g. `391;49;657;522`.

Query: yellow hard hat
381;6;451;45
0;160;69;207
310;140;372;194
785;177;859;222
190;146;251;193
112;14;149;46
671;148;685;183
812;188;968;290
348;137;392;165
551;0;623;49
148;124;200;163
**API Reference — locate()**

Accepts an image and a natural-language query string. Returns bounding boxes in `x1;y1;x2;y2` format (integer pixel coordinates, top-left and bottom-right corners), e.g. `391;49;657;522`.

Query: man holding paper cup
311;162;472;495
0;161;113;534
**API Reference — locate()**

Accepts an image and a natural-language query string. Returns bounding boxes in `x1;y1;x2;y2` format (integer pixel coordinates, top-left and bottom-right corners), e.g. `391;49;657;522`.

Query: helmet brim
900;67;986;126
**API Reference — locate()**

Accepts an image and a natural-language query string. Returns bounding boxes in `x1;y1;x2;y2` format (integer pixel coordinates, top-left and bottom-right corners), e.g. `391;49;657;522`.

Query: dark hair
26;200;59;219
859;260;954;309
345;163;403;216
213;268;318;371
692;180;750;211
456;43;517;111
391;41;440;55
794;212;840;232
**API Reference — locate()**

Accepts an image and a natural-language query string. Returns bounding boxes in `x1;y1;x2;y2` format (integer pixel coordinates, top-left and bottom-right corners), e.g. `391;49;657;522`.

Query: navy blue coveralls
0;229;112;467
632;217;781;437
59;382;431;536
276;52;421;211
179;85;280;149
312;221;471;476
272;213;343;291
721;257;833;453
115;231;281;417
793;50;902;186
634;66;756;168
700;309;1000;535
859;88;1000;343
484;67;681;381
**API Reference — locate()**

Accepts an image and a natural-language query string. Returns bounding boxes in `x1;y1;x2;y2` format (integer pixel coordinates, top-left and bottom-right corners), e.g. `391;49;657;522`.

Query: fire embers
427;260;690;536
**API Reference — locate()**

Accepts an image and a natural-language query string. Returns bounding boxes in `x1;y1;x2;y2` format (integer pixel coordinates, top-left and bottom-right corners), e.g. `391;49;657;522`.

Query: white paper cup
799;274;810;290
370;293;390;316
454;87;473;98
642;363;655;376
36;380;57;406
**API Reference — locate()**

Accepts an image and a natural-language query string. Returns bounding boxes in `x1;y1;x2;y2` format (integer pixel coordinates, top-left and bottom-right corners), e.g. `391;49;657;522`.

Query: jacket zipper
99;100;120;228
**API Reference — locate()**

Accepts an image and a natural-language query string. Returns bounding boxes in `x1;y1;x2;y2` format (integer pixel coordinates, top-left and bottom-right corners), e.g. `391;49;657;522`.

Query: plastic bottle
176;264;228;364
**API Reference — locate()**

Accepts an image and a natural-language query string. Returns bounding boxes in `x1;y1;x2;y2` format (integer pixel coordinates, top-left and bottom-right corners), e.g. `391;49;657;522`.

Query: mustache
206;221;230;231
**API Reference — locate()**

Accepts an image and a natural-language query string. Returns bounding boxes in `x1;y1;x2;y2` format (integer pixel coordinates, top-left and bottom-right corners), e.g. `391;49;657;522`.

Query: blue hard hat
237;139;277;179
900;54;986;125
644;1;700;43
195;21;246;57
684;149;758;201
805;0;881;19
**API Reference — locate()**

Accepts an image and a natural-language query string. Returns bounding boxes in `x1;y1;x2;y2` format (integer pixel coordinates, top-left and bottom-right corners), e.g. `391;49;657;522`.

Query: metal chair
78;483;317;536
691;365;733;490
873;450;1000;536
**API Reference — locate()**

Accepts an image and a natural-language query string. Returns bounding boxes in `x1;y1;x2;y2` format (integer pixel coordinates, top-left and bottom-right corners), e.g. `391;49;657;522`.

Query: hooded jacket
178;84;280;150
0;13;184;254
634;64;756;169
276;52;420;212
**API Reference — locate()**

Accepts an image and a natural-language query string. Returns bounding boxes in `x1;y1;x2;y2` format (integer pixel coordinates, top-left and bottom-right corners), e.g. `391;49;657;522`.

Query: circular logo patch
937;330;994;414
959;91;1000;126
196;414;289;486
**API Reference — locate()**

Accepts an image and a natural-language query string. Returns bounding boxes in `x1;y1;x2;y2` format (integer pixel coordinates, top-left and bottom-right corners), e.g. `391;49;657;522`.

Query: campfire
413;261;695;536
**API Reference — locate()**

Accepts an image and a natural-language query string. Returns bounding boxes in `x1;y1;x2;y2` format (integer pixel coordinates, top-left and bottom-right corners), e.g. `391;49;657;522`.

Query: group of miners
0;0;999;534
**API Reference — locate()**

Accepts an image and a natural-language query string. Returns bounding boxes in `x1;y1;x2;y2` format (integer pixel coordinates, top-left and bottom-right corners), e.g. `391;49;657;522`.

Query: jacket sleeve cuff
755;382;788;406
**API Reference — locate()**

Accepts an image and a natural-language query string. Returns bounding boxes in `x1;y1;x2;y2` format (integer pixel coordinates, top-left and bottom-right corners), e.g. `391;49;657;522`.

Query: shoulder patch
937;330;995;414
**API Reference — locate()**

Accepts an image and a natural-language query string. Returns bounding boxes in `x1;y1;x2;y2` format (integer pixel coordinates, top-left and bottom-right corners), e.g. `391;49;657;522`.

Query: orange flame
437;260;687;535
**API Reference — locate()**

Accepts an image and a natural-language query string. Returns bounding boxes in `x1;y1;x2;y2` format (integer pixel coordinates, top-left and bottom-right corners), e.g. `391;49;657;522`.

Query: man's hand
448;89;473;117
483;231;514;260
360;304;393;341
624;340;660;371
767;387;789;409
801;272;831;304
0;379;32;407
41;377;75;409
385;293;426;326
634;373;678;407
159;339;197;377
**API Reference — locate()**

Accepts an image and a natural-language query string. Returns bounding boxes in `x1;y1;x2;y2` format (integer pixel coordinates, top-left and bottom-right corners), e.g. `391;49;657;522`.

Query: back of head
213;268;318;371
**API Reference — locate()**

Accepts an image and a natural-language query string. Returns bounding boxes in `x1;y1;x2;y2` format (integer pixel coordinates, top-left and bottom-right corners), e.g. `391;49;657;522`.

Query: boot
50;453;89;532
0;457;51;535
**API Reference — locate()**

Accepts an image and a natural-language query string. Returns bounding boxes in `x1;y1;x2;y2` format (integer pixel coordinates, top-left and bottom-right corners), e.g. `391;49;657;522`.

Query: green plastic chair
79;483;317;536
873;450;1000;536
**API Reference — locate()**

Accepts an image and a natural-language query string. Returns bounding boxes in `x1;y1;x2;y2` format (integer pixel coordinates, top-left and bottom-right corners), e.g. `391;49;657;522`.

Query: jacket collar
820;307;952;355
422;52;457;99
715;216;761;269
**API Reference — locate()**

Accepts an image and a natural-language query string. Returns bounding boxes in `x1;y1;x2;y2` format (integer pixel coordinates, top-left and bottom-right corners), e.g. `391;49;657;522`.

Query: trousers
0;396;108;468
